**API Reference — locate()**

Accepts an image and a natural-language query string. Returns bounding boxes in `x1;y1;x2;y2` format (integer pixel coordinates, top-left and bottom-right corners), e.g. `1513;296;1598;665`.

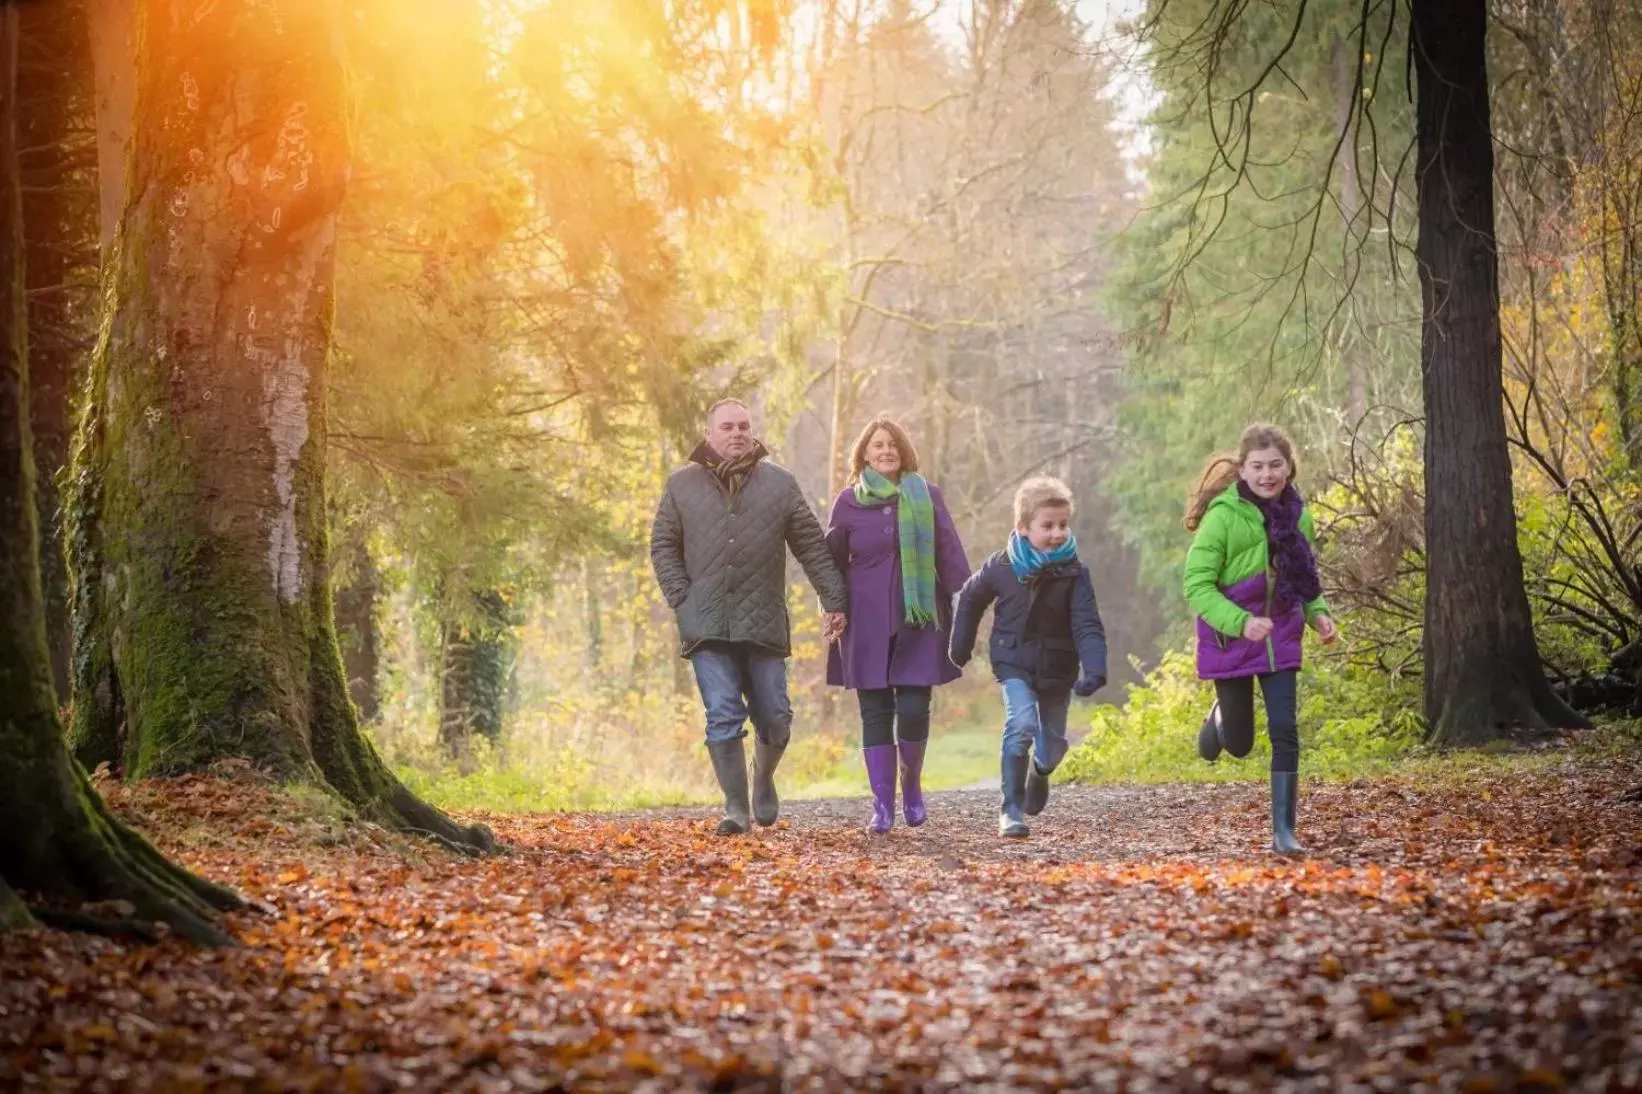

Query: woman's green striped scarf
855;467;939;628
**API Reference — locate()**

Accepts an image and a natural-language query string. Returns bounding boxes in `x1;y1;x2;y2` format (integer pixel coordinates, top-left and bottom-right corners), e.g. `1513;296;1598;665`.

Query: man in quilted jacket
651;399;849;835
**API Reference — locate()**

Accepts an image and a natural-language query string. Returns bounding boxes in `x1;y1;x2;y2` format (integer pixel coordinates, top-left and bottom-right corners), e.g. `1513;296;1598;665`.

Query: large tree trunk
68;0;490;852
1;7;238;943
1411;0;1586;745
439;589;514;758
17;0;95;703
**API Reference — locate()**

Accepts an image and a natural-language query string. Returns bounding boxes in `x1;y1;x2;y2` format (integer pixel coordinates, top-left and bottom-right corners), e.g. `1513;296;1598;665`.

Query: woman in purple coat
826;417;972;834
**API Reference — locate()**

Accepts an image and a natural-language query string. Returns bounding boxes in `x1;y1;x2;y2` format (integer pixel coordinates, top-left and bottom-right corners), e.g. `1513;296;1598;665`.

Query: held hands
1242;616;1275;642
1311;614;1339;645
1072;674;1106;698
822;611;848;643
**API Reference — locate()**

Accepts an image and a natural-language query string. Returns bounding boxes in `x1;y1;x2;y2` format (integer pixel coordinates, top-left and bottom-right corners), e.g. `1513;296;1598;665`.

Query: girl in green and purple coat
1184;423;1337;854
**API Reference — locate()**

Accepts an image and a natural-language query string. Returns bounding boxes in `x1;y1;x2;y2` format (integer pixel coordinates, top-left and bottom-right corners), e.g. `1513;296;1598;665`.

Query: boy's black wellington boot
999;753;1030;838
706;738;751;836
1197;702;1224;762
751;738;785;827
1270;770;1304;855
1023;758;1051;817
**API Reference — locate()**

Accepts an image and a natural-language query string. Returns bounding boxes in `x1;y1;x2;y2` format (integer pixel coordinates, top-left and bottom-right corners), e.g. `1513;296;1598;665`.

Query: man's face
707;403;754;460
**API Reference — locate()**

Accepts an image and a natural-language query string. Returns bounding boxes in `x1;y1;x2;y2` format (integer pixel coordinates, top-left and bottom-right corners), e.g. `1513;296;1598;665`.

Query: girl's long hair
1183;423;1299;530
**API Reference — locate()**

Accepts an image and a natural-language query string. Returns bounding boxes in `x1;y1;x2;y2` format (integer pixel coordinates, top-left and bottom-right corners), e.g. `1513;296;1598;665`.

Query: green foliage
1059;646;1423;785
1101;0;1422;603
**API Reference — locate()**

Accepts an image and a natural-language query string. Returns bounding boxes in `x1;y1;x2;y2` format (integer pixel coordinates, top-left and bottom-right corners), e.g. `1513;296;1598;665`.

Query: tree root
388;785;496;855
28;907;161;943
0;877;33;931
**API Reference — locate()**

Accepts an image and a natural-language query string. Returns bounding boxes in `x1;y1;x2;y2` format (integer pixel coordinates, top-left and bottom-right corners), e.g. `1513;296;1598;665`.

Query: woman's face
865;428;903;479
1240;445;1291;499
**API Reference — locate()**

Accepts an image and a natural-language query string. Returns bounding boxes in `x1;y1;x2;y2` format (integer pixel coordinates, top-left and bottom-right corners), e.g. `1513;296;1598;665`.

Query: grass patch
792;718;1004;800
386;689;1012;813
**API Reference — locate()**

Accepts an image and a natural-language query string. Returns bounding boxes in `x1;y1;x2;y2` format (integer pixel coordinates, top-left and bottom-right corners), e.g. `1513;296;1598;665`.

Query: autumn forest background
8;0;1642;811
4;0;1642;1087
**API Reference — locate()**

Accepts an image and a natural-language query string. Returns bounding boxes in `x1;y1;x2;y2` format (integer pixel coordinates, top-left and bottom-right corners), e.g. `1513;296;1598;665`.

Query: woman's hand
1311;614;1338;645
1242;616;1274;642
822;611;847;642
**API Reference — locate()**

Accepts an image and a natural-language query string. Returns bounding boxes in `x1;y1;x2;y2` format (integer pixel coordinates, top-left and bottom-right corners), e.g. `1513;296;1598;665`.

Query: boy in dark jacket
950;477;1107;837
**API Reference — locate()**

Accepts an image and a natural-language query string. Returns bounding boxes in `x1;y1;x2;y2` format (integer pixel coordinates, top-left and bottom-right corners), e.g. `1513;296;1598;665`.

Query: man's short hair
706;398;750;427
1014;476;1075;526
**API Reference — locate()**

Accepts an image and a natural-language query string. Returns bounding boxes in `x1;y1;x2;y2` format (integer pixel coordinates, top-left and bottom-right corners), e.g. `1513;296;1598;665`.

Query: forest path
4;761;1640;1091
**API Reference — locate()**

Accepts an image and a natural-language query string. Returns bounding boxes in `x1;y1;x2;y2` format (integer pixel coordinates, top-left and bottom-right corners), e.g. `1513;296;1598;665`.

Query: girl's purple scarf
1237;481;1322;610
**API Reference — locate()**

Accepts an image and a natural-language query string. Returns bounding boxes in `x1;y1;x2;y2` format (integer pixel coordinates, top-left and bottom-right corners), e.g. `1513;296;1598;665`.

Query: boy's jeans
1001;677;1072;772
689;643;793;747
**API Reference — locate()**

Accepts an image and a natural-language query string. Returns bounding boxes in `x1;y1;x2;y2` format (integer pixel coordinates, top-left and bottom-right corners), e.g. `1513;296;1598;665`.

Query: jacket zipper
1262;564;1276;672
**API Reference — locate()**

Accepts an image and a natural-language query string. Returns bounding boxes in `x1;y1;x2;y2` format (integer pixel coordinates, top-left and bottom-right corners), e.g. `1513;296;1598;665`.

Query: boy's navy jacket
949;550;1108;690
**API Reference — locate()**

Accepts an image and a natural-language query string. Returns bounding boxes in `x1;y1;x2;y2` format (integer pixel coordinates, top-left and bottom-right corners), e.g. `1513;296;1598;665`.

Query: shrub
1059;644;1423;785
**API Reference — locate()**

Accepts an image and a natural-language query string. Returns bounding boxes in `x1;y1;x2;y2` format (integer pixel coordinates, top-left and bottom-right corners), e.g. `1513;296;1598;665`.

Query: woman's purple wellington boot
898;740;927;827
863;745;898;834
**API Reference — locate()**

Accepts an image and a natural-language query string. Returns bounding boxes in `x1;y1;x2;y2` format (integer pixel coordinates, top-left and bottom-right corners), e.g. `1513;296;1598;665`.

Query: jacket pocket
1039;637;1079;685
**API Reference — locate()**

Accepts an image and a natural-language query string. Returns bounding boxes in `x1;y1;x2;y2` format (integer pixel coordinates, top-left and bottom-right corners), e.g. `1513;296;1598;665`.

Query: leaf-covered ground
4;756;1641;1092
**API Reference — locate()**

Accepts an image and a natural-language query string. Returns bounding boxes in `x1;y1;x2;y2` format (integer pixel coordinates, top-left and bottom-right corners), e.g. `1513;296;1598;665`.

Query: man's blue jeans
690;643;793;747
1001;677;1071;773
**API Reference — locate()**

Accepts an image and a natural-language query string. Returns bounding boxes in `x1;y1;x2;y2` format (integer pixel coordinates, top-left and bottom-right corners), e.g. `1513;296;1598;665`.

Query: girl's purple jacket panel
824;485;972;690
1195;571;1306;680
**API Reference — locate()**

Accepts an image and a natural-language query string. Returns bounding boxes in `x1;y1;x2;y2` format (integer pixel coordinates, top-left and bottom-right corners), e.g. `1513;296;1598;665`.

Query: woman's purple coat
825;485;972;690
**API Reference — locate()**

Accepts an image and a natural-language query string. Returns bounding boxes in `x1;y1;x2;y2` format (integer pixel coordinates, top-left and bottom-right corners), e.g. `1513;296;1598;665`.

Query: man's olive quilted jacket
650;458;848;657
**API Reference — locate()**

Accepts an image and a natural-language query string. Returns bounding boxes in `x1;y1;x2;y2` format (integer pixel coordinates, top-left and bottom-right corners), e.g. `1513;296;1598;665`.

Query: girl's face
1019;503;1072;552
865;428;902;479
1240;445;1291;499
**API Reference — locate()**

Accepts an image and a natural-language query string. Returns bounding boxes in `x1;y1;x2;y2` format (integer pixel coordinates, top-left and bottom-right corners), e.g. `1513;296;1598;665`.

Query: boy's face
1019;503;1072;552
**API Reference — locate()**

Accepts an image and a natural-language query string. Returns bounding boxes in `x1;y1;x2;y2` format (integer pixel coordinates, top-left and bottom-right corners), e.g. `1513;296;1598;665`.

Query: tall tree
791;1;1162;677
1411;0;1584;740
439;588;516;757
67;0;490;849
17;0;96;700
1;2;239;942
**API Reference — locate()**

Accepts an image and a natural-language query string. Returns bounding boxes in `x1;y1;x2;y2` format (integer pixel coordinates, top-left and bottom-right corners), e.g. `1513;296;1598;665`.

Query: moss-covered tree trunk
18;0;95;702
439;589;515;758
68;0;489;852
2;6;239;943
1412;0;1587;744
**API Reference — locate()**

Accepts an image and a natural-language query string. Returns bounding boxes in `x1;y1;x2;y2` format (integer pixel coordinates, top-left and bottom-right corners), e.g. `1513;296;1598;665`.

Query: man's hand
1242;616;1274;642
1312;614;1339;645
822;612;847;643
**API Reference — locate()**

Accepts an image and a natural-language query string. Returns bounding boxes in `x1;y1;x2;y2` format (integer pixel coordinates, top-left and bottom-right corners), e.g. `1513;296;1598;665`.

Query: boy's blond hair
1014;476;1075;527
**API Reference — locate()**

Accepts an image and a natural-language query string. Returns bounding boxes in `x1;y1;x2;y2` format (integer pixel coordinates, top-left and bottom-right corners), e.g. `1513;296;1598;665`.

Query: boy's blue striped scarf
1007;531;1079;583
